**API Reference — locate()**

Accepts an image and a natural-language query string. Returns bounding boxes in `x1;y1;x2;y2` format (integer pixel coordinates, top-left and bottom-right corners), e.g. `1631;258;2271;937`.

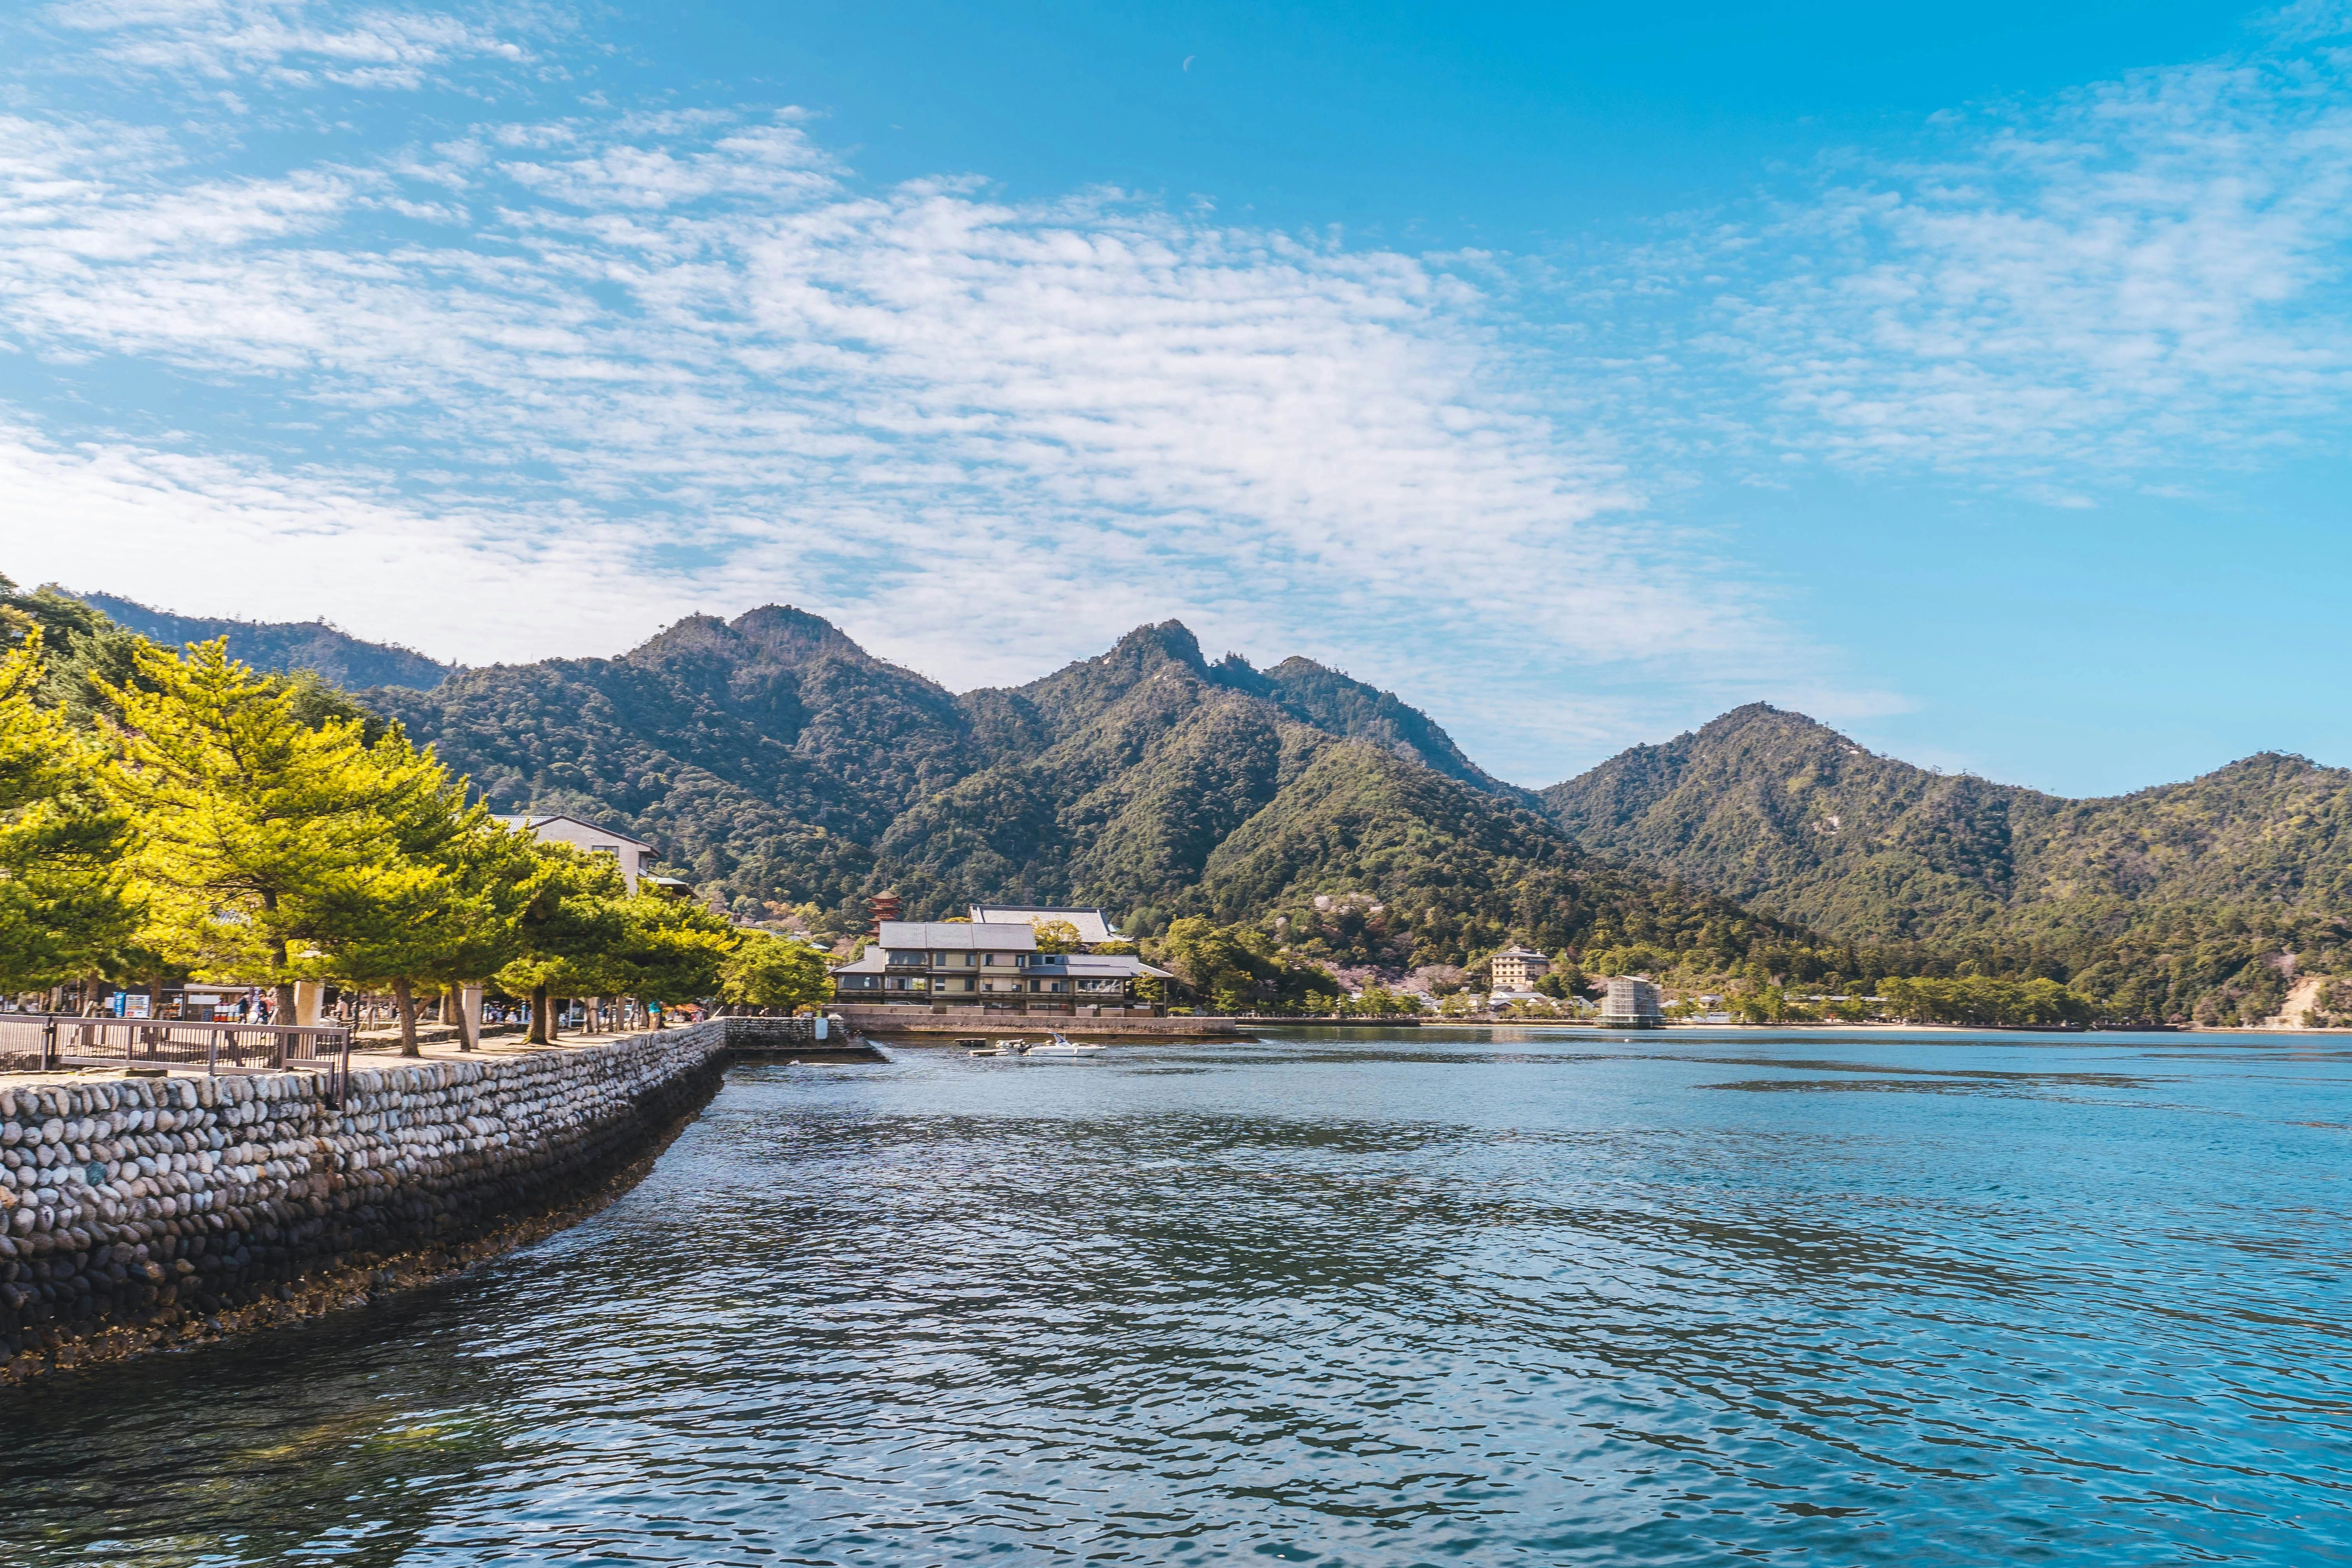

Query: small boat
1024;1033;1103;1059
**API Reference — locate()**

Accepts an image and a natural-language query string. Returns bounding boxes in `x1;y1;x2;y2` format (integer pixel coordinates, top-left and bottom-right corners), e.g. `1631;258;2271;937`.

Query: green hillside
365;609;1820;978
1539;704;2352;1022
74;592;456;690
48;570;2348;1023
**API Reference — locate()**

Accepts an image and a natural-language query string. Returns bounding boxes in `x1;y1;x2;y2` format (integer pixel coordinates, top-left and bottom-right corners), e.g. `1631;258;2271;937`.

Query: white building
1488;947;1550;990
496;813;659;895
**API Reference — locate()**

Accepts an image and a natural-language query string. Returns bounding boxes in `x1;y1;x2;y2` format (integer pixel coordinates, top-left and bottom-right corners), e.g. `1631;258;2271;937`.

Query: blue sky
2;1;2348;795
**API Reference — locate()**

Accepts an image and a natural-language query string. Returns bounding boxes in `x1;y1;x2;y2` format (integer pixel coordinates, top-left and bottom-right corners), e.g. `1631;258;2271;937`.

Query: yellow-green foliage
720;931;833;1011
0;636;139;988
102;639;453;987
0;615;748;1017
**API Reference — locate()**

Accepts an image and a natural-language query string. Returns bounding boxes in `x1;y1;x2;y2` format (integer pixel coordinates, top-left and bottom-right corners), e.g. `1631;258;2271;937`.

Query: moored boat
1024;1032;1103;1059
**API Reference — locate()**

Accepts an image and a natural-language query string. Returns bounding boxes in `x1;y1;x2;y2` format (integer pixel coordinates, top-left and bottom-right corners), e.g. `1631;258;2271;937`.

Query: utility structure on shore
1599;976;1666;1029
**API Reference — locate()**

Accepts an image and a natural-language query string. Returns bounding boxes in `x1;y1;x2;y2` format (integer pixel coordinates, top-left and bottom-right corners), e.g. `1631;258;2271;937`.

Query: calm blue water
2;1027;2348;1566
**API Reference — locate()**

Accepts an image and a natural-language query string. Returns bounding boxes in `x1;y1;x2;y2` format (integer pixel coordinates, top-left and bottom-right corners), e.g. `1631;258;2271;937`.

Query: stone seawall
0;1022;744;1383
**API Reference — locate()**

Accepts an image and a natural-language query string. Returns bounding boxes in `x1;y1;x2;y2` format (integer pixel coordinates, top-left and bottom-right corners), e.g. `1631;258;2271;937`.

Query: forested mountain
1539;704;2352;1022
366;608;1811;976
73;593;455;690
37;574;2352;1022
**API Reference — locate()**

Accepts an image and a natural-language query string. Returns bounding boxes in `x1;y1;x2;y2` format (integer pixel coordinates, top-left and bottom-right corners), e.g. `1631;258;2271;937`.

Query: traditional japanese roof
967;905;1122;943
1048;953;1175;980
876;921;1040;951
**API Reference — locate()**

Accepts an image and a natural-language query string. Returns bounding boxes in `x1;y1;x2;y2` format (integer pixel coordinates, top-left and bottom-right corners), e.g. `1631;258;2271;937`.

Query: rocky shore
0;1022;750;1383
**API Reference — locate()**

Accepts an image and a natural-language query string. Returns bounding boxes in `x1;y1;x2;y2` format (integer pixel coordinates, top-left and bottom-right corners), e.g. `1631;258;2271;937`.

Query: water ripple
1;1029;2346;1566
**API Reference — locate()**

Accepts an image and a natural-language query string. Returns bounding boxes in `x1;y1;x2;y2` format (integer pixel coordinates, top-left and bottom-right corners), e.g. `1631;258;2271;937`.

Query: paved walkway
0;1028;666;1089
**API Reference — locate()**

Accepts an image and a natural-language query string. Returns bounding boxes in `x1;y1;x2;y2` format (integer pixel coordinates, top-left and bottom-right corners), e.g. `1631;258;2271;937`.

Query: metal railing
0;1013;351;1093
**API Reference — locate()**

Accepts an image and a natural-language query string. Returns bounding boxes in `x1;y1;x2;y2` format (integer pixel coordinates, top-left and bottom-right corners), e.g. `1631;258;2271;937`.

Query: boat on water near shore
967;1033;1103;1060
1025;1033;1103;1058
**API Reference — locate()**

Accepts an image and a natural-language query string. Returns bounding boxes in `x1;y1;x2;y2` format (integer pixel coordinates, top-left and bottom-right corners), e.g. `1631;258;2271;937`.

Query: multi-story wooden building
831;920;1172;1009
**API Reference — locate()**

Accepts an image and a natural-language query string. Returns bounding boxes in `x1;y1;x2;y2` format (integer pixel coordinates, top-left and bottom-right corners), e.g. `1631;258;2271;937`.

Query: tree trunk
392;976;421;1057
529;984;552;1044
269;926;294;1028
450;984;474;1051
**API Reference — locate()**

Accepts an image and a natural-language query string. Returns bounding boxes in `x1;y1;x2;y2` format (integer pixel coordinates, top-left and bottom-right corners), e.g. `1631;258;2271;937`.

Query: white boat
1023;1033;1103;1059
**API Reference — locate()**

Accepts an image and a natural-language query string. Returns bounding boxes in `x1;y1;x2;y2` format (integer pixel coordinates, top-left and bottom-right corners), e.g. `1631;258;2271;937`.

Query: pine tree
0;636;140;993
330;746;533;1055
497;842;631;1044
102;639;448;1019
719;932;833;1013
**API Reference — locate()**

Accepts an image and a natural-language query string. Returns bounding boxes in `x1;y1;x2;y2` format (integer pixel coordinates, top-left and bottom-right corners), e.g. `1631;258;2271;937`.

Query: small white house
496;813;660;895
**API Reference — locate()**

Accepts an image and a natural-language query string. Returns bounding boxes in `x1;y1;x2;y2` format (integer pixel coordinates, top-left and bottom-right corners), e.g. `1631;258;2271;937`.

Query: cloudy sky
3;0;2348;793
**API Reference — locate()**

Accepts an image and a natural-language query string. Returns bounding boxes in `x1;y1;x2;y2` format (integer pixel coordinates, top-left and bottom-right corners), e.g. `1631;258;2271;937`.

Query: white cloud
0;419;682;658
1685;49;2352;479
42;0;528;88
0;94;1801;769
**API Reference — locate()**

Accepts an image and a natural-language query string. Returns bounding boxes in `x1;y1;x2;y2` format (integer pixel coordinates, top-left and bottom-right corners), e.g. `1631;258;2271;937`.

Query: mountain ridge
361;605;1823;981
1537;702;2352;947
72;593;457;691
53;582;2351;1021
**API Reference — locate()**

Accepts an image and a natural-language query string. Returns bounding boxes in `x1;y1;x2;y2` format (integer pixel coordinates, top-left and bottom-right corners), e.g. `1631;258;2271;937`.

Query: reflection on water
3;1028;2347;1566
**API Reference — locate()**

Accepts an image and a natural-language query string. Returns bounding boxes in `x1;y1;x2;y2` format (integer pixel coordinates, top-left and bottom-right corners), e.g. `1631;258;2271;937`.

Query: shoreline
975;1018;2336;1041
0;1024;744;1385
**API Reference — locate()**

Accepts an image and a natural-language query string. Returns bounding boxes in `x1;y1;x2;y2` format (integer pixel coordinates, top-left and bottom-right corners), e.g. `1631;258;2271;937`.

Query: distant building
833;920;1171;1007
968;904;1123;944
1598;976;1666;1028
497;813;659;895
1488;947;1550;991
